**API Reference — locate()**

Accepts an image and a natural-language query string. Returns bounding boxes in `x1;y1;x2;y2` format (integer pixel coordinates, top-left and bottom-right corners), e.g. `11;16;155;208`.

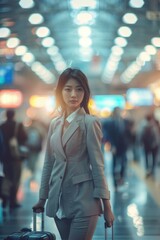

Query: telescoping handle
104;222;114;240
32;207;44;231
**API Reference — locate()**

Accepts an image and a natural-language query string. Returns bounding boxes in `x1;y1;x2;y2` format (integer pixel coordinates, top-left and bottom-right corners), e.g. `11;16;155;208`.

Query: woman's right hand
32;199;46;213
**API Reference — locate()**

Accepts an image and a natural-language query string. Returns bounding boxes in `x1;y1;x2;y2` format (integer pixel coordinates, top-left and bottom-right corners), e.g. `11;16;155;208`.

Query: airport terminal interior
0;0;160;239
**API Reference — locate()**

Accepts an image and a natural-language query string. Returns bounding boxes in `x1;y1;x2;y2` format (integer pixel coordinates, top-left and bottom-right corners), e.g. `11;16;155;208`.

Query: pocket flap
72;173;92;184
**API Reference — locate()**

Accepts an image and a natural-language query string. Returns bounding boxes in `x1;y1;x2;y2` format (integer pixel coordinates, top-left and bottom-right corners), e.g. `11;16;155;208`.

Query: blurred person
140;114;160;178
105;107;130;189
0;127;5;203
26;120;44;180
0;109;27;209
33;68;114;240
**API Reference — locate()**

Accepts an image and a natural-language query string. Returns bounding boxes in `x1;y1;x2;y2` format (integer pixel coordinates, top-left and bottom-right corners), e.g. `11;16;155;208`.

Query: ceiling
0;0;160;98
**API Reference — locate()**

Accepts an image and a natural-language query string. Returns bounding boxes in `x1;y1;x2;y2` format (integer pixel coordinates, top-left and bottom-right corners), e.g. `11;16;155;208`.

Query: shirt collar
66;108;80;123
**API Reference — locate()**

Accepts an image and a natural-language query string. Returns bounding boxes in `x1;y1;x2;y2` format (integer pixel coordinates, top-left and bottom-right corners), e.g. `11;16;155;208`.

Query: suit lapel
62;120;79;146
62;108;86;147
55;116;66;158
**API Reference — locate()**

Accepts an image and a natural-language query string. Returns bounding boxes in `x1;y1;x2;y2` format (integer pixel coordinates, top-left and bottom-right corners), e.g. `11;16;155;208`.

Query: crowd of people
0;109;45;211
102;107;160;190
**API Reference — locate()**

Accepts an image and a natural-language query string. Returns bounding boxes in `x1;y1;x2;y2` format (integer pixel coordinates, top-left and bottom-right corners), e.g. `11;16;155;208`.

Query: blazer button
60;176;63;179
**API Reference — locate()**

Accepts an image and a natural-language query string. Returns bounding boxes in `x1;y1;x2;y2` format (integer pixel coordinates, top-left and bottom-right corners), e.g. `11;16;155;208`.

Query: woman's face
62;78;84;113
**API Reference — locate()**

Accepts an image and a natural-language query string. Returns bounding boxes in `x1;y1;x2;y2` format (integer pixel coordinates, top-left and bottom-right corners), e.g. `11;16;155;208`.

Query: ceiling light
47;46;59;56
75;11;96;25
144;45;157;55
41;37;55;47
111;46;124;56
114;37;127;47
19;0;35;9
31;61;55;83
129;0;144;8
122;13;138;24
78;26;91;37
0;27;11;38
79;37;92;47
6;37;20;48
28;13;44;25
139;52;151;62
54;61;67;72
70;0;97;9
21;52;35;63
79;47;93;61
151;37;160;47
36;26;50;38
118;26;132;37
15;45;28;55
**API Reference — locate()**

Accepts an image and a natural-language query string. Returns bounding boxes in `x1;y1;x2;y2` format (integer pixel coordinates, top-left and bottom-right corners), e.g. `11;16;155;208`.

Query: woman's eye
64;88;71;91
77;88;83;91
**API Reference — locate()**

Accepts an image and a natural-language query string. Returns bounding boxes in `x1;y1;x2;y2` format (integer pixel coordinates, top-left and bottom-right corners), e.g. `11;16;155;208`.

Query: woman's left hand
104;208;114;227
103;199;115;227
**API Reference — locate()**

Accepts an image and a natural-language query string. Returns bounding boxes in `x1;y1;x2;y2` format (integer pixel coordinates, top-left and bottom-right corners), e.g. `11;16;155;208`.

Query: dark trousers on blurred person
3;158;22;208
112;151;127;188
144;146;158;177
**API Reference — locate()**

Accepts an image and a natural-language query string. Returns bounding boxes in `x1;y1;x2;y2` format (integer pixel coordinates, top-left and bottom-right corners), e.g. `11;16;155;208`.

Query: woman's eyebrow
64;84;82;87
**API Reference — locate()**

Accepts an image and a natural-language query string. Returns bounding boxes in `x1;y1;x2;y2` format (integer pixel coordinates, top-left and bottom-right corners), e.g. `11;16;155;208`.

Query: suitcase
4;208;56;240
104;222;114;240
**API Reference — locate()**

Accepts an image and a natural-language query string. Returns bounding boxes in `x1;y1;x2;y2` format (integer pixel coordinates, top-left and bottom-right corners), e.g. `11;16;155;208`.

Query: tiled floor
0;150;160;240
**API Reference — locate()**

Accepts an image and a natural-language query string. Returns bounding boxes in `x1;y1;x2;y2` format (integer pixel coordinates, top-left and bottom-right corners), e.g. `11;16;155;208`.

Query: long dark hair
55;68;90;114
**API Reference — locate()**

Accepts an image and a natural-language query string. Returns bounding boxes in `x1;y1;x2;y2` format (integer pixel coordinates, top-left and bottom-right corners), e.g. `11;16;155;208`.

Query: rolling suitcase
104;222;114;240
4;208;56;239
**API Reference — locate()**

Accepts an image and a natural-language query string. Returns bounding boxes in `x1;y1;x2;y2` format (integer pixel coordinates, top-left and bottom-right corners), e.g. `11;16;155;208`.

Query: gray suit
39;108;110;218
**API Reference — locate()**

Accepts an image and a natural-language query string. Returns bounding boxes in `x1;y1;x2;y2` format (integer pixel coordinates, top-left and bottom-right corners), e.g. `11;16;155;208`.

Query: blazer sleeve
39;118;57;199
86;115;110;200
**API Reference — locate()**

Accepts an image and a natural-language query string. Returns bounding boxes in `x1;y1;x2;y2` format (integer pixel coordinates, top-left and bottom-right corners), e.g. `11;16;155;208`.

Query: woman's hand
102;199;114;228
32;199;46;213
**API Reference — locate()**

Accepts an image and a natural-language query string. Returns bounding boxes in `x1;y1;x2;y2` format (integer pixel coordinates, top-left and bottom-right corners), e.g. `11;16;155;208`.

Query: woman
33;68;114;240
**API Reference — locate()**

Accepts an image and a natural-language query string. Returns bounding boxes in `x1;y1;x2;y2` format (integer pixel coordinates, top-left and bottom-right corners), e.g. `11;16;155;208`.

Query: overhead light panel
139;52;151;62
151;37;160;47
79;37;92;47
41;37;55;47
129;0;144;8
70;0;97;9
36;26;50;38
28;13;44;25
75;11;96;25
47;46;59;56
31;61;55;83
19;0;35;9
78;26;91;37
21;52;35;63
0;27;11;38
111;46;124;56
122;13;138;24
15;45;28;56
118;26;132;37
144;45;157;55
114;37;127;47
6;37;20;48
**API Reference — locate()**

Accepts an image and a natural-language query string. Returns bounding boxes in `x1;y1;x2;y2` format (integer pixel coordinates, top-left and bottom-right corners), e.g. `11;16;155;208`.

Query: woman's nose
71;89;76;96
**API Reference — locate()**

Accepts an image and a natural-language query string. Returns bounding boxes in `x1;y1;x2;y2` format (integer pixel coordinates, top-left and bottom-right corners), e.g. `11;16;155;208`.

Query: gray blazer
39;108;110;218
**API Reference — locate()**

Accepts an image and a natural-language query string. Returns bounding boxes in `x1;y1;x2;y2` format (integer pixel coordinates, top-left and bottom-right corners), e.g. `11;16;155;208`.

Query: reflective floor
0;150;160;240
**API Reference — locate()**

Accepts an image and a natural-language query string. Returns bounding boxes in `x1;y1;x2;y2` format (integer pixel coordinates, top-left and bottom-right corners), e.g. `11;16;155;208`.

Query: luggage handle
104;222;114;240
32;207;44;232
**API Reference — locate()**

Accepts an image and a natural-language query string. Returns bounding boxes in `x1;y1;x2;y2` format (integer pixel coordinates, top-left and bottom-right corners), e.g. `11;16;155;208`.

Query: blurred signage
0;89;23;108
29;95;55;110
0;41;15;56
92;95;126;111
126;88;154;106
0;63;14;85
146;11;160;20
